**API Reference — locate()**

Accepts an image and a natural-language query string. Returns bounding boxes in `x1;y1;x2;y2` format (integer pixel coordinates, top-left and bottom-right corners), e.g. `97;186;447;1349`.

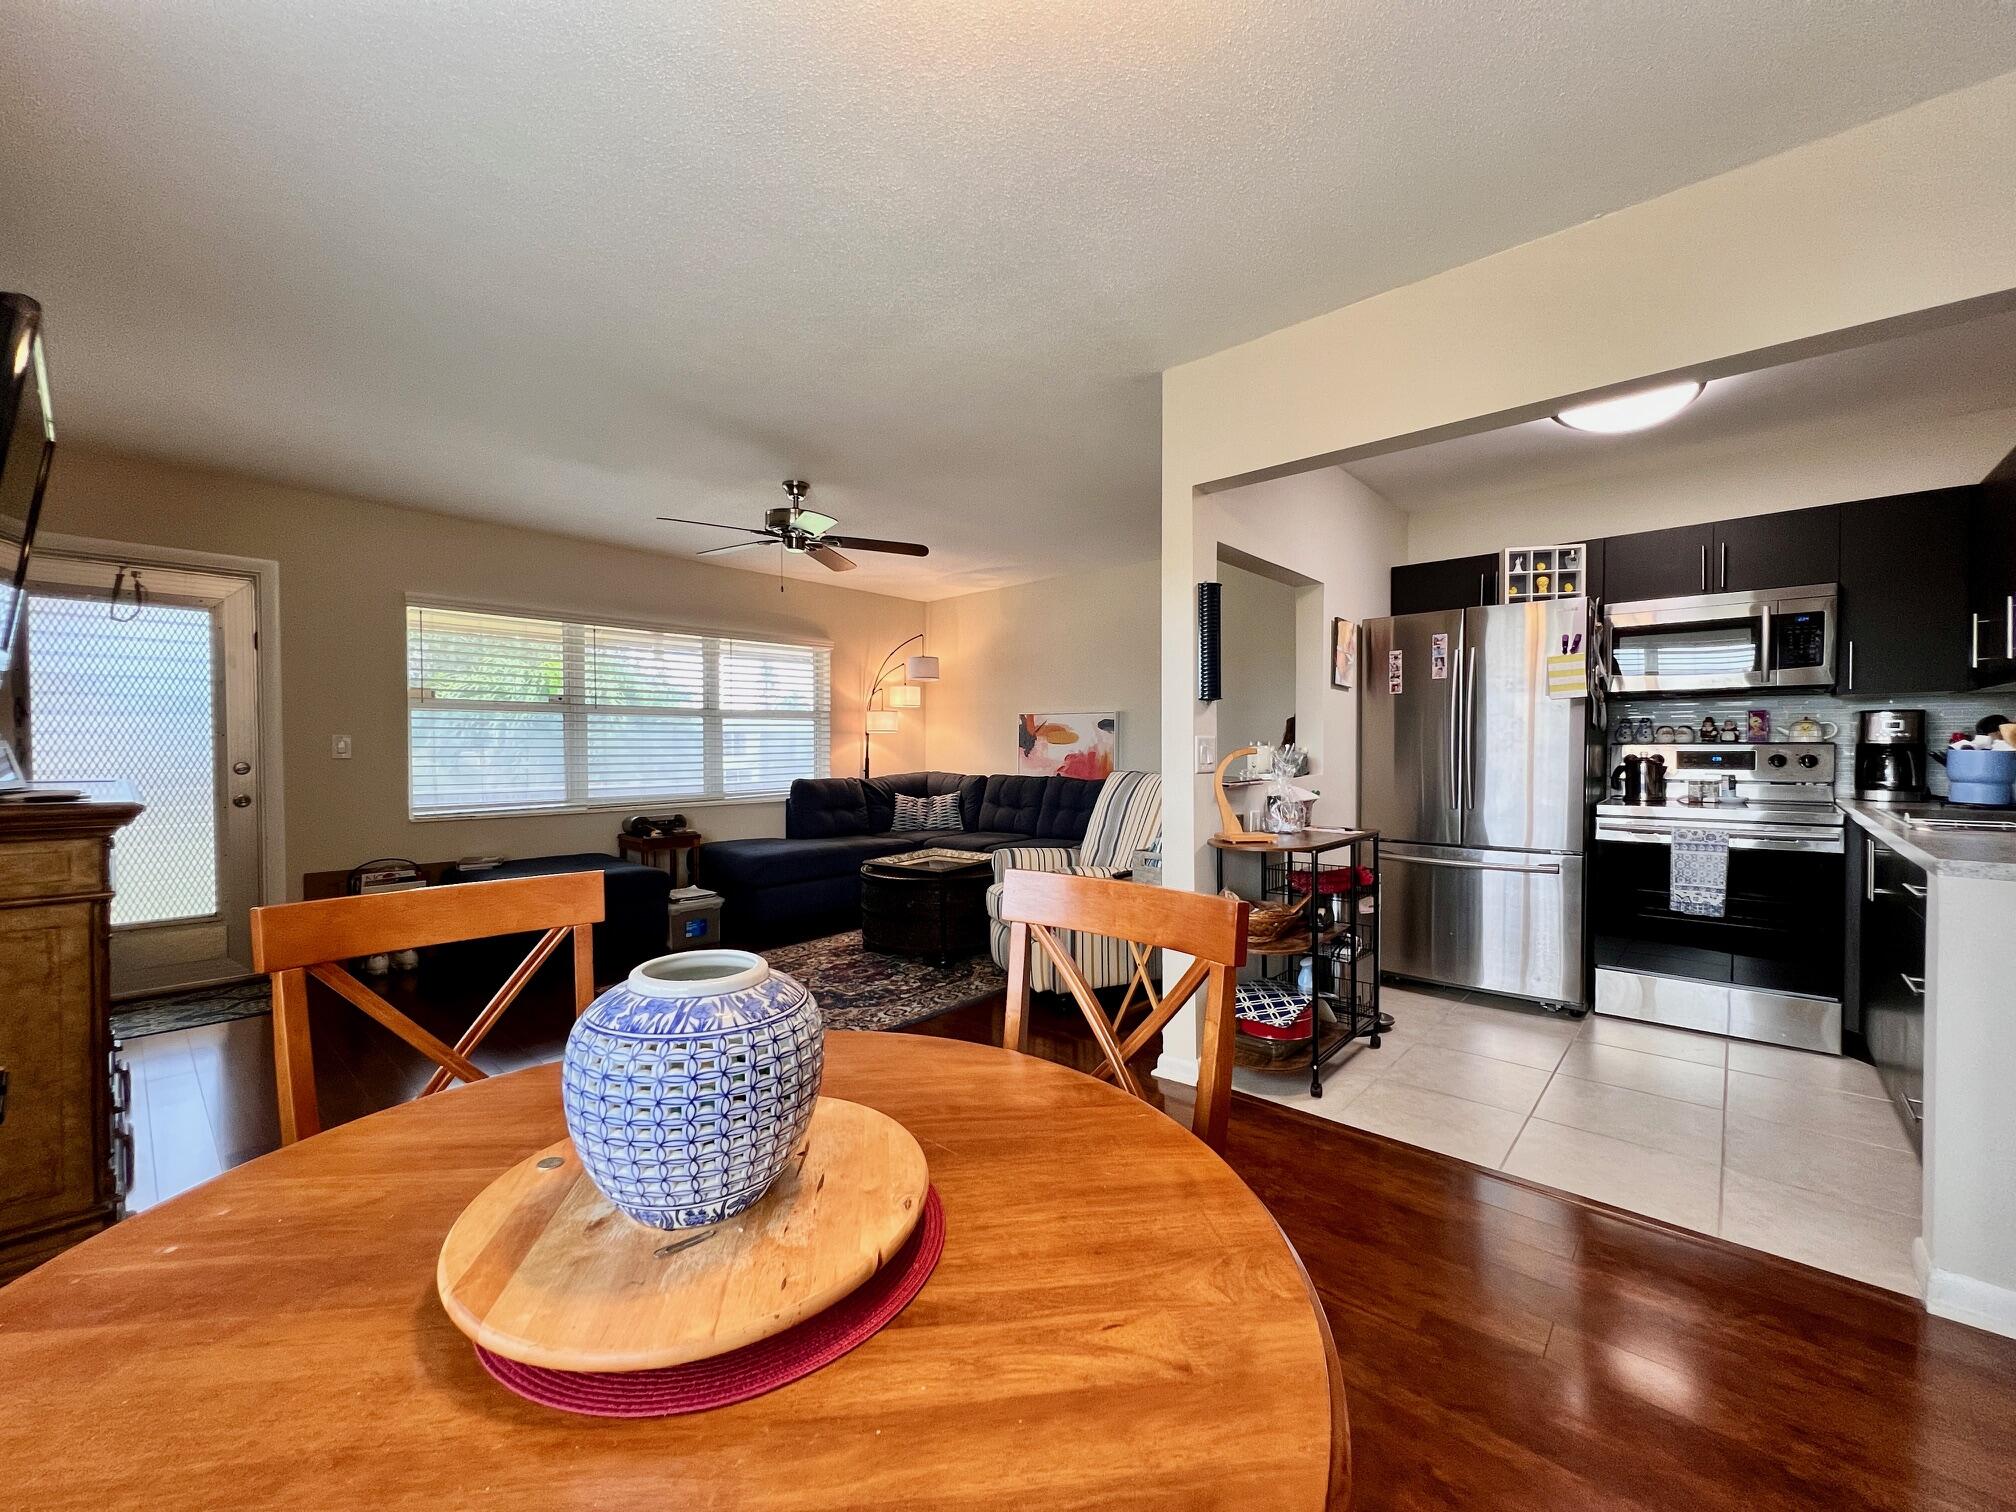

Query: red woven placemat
475;1185;944;1418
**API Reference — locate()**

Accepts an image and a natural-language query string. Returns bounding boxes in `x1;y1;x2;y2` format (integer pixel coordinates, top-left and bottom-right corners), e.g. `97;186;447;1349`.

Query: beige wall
38;447;927;891
1403;401;2016;563
920;558;1160;777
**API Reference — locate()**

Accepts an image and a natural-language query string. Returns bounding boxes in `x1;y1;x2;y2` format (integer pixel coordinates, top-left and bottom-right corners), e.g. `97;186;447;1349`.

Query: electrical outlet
332;735;353;759
1195;736;1216;772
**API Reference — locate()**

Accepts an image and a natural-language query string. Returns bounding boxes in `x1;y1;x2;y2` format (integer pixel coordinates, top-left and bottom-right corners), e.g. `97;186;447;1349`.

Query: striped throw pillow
891;792;963;832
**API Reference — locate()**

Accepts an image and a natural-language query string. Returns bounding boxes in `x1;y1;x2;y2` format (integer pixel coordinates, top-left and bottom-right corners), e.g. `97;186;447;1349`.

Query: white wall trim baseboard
1153;1052;1199;1090
1925;1264;2016;1340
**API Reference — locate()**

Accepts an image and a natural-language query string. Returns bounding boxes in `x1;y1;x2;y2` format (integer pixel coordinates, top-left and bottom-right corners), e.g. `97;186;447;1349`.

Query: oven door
1592;821;1844;1002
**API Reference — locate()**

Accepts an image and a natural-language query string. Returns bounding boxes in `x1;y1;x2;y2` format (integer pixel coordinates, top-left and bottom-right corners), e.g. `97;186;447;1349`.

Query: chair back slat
249;873;606;1145
1000;870;1246;965
250;873;604;972
997;871;1248;1151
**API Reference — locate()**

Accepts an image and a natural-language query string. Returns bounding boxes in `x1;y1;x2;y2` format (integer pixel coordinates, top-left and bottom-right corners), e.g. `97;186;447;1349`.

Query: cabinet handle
1901;881;1927;899
1973;613;1990;669
1899;972;1925;997
1846;640;1854;692
0;1067;8;1127
1865;841;1876;902
1719;541;1728;591
1478;572;1486;606
1904;1095;1924;1122
2007;594;2013;660
1699;544;1707;592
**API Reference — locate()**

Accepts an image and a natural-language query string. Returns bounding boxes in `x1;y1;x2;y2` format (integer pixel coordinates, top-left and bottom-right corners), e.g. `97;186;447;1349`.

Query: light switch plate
332;735;353;759
1195;736;1216;772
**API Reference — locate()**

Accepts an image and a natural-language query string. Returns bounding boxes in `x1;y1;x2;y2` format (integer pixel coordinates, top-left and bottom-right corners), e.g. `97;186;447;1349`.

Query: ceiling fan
658;480;929;574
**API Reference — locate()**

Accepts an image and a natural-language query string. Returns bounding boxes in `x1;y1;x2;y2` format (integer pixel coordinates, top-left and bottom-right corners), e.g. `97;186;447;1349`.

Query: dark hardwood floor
112;968;2016;1511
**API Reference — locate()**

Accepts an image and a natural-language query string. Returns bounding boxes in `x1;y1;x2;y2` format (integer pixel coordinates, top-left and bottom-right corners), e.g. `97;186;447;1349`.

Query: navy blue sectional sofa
698;770;1102;945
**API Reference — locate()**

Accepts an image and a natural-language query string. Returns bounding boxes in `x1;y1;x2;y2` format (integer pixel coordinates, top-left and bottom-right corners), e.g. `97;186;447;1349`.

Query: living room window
406;602;831;816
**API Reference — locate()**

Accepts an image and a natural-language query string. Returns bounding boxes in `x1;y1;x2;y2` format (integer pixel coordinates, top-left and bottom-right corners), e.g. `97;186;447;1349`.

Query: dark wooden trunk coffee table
859;848;994;965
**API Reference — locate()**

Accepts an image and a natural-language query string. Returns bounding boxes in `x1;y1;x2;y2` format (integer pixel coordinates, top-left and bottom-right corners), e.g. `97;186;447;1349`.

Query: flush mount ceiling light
1554;380;1705;434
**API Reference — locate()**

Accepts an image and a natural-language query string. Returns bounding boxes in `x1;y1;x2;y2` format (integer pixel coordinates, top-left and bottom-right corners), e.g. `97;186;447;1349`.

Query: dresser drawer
0;839;108;905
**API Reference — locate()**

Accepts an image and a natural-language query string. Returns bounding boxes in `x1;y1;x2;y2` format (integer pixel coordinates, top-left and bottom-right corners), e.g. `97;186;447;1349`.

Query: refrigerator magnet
1430;633;1449;679
1387;649;1404;694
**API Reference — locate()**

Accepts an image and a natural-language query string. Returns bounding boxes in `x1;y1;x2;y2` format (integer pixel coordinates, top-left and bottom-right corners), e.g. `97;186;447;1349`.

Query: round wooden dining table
0;1032;1347;1510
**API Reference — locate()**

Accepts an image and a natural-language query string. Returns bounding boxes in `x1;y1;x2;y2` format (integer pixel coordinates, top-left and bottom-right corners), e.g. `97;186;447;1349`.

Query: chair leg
270;968;320;1145
1192;963;1238;1153
572;923;595;1013
1003;920;1033;1054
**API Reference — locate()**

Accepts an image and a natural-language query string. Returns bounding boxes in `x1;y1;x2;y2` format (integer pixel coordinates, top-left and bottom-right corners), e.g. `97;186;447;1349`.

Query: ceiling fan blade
656;516;771;536
696;539;773;557
806;543;857;573
795;509;839;537
819;535;929;557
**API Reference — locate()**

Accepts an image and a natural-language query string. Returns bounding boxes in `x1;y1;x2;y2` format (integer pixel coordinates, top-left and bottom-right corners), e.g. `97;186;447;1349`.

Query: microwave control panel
1773;610;1828;670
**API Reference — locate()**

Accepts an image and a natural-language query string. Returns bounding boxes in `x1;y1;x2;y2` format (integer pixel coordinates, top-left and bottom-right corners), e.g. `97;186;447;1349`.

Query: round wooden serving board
436;1096;929;1372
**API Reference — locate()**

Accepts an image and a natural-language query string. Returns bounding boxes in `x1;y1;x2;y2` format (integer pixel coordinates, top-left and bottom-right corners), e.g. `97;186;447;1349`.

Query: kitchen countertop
1837;798;2016;881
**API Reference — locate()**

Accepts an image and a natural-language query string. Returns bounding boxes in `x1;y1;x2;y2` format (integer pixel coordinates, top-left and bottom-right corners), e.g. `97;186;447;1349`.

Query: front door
25;552;263;994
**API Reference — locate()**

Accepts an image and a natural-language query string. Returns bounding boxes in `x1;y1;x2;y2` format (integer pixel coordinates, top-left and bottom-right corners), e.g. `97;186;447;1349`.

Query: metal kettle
1642;753;1668;804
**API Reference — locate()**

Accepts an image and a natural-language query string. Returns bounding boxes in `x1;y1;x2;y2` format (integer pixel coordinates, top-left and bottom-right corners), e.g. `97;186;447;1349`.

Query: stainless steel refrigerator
1360;602;1588;1007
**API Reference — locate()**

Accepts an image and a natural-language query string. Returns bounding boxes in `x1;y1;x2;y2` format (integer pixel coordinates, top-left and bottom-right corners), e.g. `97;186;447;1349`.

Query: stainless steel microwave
1602;584;1836;695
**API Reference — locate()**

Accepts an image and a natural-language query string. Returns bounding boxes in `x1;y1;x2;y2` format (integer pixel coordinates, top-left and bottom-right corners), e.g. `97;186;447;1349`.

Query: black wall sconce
1196;581;1222;702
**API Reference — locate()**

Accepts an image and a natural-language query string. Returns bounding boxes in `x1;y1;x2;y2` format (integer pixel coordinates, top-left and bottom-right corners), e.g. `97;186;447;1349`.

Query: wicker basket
1236;895;1306;946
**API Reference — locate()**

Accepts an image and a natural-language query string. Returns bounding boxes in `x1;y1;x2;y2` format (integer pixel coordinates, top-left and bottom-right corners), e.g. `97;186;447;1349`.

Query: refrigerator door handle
1387;853;1563;876
1462;644;1479;810
1447;617;1465;811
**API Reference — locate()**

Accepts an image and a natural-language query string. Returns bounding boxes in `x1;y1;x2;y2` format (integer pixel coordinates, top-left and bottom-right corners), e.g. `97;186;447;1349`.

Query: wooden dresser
0;787;143;1282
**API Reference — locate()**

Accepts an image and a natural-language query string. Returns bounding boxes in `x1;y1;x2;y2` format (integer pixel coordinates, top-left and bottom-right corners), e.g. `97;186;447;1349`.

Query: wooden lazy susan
437;1097;929;1372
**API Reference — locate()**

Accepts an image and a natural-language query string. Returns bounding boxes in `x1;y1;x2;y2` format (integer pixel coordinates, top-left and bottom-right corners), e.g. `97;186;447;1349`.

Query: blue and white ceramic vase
561;949;823;1230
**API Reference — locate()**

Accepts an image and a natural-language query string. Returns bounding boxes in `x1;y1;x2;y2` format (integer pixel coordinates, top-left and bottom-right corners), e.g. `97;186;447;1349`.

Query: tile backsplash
1609;693;2016;797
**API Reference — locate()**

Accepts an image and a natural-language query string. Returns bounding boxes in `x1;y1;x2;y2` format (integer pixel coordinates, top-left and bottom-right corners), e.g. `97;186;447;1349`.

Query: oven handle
1385;853;1562;876
1596;823;1843;855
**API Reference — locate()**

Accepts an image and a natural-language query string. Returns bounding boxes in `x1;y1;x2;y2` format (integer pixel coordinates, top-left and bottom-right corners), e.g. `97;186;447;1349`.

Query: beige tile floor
1228;984;1923;1295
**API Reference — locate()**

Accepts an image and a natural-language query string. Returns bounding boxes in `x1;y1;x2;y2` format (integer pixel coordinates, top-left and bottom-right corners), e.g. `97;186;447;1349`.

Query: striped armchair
986;770;1163;992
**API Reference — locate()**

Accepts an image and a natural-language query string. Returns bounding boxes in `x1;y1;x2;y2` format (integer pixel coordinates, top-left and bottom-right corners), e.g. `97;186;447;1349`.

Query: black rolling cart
1210;828;1382;1098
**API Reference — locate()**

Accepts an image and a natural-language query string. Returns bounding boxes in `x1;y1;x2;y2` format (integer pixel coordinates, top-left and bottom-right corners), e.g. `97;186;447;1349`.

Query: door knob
232;761;251;775
232;794;252;808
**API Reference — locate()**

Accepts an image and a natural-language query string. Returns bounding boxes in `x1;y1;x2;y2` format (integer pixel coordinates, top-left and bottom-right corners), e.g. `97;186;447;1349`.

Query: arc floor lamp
862;633;940;778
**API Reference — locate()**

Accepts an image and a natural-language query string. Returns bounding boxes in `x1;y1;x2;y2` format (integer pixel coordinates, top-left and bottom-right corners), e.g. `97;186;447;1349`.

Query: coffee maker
1855;708;1929;804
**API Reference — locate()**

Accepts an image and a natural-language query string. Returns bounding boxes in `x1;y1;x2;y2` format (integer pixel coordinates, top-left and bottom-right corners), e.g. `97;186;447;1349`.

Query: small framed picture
1331;618;1357;689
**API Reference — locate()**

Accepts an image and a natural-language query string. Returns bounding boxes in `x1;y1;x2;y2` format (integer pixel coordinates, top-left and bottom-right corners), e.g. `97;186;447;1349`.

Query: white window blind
407;604;829;817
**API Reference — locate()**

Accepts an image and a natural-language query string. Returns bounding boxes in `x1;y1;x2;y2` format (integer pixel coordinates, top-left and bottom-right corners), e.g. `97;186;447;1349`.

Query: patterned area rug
765;932;1005;1032
111;979;271;1040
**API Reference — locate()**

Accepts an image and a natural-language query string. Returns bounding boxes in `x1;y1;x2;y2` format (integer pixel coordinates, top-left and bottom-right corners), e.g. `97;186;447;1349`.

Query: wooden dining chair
998;870;1249;1151
248;873;605;1145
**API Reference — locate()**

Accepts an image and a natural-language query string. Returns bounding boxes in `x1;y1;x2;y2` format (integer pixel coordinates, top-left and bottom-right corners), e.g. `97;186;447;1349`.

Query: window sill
409;794;792;823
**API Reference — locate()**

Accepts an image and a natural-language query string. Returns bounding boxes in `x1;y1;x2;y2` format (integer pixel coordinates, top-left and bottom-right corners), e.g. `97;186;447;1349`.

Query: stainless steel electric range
1593;742;1845;1054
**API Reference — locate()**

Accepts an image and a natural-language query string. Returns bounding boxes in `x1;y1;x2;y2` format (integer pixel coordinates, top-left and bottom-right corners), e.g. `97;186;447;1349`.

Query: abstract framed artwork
1017;712;1117;780
1331;618;1357;690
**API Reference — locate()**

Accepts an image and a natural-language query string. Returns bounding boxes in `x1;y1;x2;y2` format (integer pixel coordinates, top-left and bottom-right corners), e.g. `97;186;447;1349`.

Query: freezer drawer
1380;843;1585;1007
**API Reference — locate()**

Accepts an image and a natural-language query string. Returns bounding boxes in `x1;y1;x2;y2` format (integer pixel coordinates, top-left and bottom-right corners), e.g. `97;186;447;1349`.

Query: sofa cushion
700;834;916;890
926;830;1037;853
1035;775;1104;841
785;777;889;839
975;774;1048;834
871;771;985;831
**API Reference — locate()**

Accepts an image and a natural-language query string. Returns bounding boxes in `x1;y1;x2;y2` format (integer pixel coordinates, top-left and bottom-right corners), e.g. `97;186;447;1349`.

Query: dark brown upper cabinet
1711;505;1839;593
1969;479;2016;688
1838;488;1972;698
1390;553;1498;615
1598;523;1714;603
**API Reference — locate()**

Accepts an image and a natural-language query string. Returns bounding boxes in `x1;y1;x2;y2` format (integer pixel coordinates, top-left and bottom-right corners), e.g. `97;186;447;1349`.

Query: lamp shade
887;684;922;709
866;710;901;734
904;654;941;682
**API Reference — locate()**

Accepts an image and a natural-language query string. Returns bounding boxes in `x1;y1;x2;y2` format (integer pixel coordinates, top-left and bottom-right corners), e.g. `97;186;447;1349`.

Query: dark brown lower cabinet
1859;834;1926;1154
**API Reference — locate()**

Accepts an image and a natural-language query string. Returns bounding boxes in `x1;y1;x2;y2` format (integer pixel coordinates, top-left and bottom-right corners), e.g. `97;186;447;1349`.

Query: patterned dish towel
1670;828;1729;918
